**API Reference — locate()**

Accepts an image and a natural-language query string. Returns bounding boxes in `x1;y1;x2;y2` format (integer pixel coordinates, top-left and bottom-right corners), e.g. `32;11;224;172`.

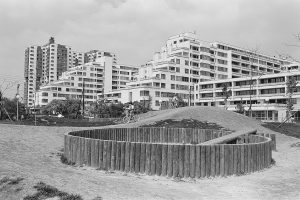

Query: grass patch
0;177;10;185
271;158;276;165
8;177;24;185
23;182;83;200
0;177;24;186
58;153;75;166
262;122;300;139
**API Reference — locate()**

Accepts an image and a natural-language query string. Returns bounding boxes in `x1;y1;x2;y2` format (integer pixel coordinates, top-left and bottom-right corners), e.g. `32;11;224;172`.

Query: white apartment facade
35;56;138;110
24;45;42;107
84;50;117;64
41;37;84;85
105;32;292;110
24;37;84;108
195;71;300;122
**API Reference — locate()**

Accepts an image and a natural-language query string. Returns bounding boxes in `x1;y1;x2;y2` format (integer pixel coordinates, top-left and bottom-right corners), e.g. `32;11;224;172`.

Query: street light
15;94;20;121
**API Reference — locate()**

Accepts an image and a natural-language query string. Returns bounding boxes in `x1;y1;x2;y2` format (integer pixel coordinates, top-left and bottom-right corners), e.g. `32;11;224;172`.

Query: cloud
0;0;300;80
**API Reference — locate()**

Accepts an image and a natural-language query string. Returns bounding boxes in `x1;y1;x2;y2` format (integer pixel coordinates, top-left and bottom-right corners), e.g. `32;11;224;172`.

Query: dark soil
141;119;224;129
262;122;300;139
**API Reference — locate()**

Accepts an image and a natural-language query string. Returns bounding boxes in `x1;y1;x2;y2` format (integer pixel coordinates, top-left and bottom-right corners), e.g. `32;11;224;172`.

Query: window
42;92;48;97
217;52;227;57
217;59;227;65
155;101;160;106
58;88;61;91
161;83;166;88
185;69;189;74
171;75;175;80
42;99;48;103
176;59;180;64
182;77;189;82
185;60;189;66
140;90;150;96
155;91;160;97
171;84;175;89
161;74;166;79
176;67;180;72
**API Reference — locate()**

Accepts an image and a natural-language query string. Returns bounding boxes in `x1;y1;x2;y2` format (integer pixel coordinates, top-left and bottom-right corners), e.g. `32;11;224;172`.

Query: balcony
258;93;285;97
257;82;285;87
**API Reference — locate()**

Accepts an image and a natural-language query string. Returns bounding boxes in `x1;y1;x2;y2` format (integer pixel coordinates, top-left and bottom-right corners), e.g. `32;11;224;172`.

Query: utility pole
34;91;37;126
82;81;85;117
189;83;194;107
16;84;20;121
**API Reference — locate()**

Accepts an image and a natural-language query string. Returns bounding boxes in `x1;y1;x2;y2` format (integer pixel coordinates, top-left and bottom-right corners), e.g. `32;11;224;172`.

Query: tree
64;99;81;118
236;99;245;114
286;76;297;121
88;100;125;118
42;98;81;118
221;83;232;110
176;95;187;107
108;102;124;118
0;97;26;120
0;80;20;120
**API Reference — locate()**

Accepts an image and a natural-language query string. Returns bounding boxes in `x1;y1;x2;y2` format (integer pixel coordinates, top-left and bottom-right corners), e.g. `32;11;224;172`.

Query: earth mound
118;106;273;134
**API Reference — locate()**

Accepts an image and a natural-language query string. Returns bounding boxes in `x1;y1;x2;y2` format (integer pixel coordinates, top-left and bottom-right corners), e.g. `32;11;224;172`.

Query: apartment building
41;37;84;85
35;56;138;109
105;32;292;110
24;46;42;107
195;71;300;122
84;50;117;64
281;63;300;71
24;37;84;107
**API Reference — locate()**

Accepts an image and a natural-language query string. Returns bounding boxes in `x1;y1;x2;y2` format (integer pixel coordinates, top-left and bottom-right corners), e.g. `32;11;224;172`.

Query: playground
0;107;300;199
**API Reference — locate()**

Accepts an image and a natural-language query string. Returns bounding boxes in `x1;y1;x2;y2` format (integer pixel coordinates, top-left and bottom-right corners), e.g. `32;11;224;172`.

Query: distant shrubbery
42;98;152;119
0;97;26;120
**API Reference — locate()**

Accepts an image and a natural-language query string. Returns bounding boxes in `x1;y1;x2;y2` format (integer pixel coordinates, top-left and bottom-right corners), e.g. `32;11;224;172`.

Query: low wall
88;118;120;123
64;127;274;178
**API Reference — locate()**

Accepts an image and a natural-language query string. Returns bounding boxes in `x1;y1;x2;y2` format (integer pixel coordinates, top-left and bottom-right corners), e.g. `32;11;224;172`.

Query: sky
0;0;300;98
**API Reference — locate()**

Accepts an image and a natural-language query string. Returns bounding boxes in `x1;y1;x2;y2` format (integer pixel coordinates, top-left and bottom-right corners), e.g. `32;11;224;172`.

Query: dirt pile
119;107;271;133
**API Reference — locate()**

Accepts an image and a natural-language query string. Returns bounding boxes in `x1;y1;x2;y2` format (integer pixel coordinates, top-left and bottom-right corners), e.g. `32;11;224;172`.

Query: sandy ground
1;107;300;200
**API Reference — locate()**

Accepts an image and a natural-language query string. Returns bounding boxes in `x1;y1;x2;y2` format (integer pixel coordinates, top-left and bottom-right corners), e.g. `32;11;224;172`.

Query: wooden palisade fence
64;127;275;178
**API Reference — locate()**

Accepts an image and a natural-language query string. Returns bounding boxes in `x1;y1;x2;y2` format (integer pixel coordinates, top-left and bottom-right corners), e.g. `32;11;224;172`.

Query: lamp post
265;97;269;121
15;84;20;121
16;94;20;121
33;92;37;126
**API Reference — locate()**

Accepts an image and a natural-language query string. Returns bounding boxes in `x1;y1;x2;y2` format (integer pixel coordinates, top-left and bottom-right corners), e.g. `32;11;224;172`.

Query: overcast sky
0;0;300;98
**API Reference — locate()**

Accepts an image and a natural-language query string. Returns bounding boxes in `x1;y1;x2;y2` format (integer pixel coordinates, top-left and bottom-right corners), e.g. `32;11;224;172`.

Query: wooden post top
200;129;257;145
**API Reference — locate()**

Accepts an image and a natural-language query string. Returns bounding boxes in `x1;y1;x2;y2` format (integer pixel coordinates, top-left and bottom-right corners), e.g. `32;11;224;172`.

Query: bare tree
246;47;260;117
221;83;232;110
0;79;19;120
286;76;297;122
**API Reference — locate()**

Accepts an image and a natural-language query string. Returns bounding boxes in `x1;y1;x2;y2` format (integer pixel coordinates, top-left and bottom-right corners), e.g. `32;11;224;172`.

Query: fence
64;127;274;178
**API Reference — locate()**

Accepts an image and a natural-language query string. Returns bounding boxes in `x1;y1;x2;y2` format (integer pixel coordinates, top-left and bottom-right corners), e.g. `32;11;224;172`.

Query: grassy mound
262;122;300;139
